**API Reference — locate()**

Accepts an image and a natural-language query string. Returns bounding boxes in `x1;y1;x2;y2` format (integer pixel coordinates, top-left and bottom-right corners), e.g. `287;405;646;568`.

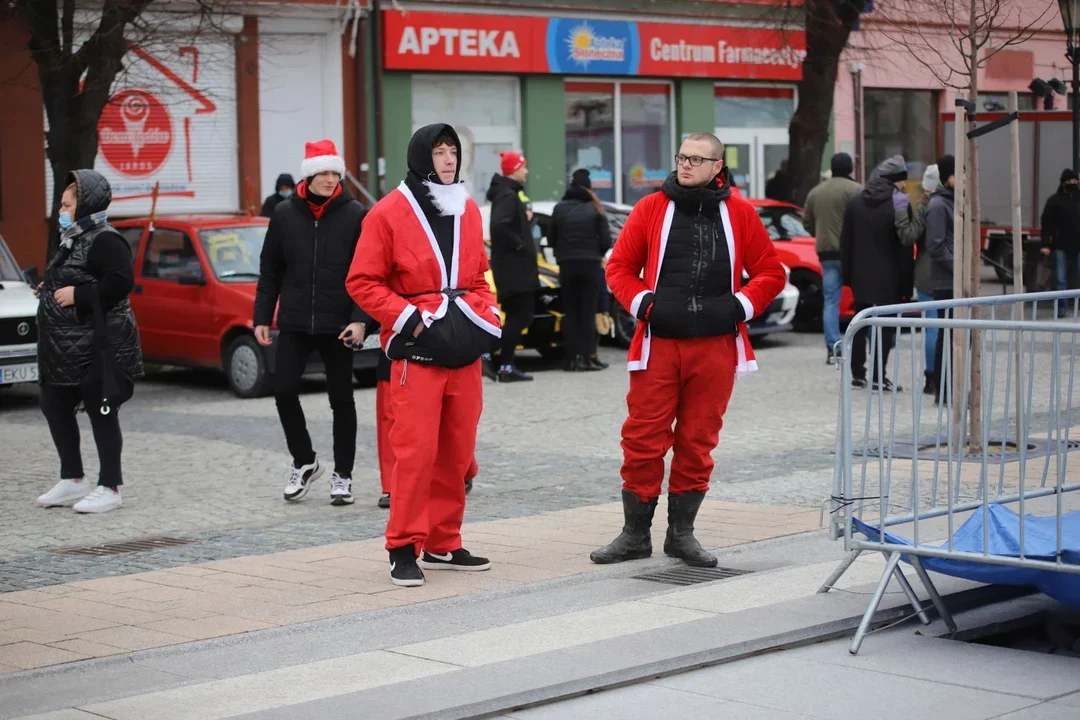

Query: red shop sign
637;24;806;81
383;11;545;73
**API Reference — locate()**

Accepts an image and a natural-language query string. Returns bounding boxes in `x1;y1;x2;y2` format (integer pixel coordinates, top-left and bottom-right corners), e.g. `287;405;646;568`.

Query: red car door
134;226;219;367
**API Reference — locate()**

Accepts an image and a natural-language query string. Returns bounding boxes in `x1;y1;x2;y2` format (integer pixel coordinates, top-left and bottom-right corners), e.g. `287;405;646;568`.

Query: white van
0;234;38;386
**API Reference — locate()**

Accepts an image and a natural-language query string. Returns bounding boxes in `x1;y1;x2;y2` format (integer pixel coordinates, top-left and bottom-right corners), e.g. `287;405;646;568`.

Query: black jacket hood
67;169;112;219
408;123;462;185
486;173;521;202
862;174;897;206
275;173;295;190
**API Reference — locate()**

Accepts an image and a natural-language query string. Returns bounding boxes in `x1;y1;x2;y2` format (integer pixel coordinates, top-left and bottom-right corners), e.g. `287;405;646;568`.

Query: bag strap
88;285;119;416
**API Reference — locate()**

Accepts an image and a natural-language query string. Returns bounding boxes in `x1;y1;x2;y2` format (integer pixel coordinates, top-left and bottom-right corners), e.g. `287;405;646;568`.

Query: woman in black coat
550;170;613;371
34;170;143;514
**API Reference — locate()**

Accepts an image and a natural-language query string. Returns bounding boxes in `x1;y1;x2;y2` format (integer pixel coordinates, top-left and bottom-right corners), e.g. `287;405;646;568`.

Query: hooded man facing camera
1041;168;1080;301
348;124;501;587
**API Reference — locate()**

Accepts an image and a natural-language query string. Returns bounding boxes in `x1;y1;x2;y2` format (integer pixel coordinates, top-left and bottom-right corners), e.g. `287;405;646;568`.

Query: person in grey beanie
840;155;918;391
913;163;940;395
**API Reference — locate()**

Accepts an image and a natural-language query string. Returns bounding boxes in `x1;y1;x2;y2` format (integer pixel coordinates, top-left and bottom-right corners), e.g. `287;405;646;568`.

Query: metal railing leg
908;556;958;634
817;549;862;594
849;551;902;655
889;558;932;626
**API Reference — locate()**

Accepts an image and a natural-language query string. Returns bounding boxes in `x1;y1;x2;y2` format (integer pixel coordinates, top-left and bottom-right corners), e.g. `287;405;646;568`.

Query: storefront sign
383;11;805;81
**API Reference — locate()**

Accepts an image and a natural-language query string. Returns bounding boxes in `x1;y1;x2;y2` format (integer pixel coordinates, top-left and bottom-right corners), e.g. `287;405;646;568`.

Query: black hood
66;169;112;219
661;170;731;217
486;173;521;202
275;173;295;190
407;123;462;186
862;174;897;206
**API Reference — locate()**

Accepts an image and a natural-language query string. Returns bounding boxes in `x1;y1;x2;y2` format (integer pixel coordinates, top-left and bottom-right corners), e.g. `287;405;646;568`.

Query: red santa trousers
377;379;479;495
385;359;482;553
620;335;737;501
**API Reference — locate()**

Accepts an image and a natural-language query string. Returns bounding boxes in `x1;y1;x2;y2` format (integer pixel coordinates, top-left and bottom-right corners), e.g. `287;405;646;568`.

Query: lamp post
1061;0;1080;171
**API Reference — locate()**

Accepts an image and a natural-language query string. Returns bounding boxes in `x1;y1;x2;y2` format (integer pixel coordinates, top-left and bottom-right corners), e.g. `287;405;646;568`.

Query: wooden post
952;105;967;445
1009;91;1023;445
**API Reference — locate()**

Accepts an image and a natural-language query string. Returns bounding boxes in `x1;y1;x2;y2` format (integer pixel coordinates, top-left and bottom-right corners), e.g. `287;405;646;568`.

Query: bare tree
879;0;1054;447
13;0;231;258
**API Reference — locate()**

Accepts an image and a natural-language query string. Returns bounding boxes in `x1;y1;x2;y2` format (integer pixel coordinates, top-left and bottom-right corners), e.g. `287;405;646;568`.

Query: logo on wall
98;89;174;178
547;19;639;74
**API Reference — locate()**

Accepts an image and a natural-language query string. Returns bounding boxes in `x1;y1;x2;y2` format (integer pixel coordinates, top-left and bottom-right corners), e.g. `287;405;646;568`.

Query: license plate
1;363;38;384
361;334;381;350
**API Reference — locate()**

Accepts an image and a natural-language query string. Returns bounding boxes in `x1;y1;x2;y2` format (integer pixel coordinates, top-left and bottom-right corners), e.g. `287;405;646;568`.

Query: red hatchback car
749;199;856;330
112;215;379;398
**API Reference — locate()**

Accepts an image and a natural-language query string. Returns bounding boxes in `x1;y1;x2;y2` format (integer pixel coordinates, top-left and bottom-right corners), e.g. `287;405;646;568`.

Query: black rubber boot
664;491;718;567
922;371;937;396
590;491;657;564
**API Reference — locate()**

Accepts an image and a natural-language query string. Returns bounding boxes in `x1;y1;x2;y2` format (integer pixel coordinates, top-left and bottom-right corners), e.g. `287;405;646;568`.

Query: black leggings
274;332;356;477
560;261;602;359
40;384;125;488
498;292;534;367
849;303;895;382
933;290;955;395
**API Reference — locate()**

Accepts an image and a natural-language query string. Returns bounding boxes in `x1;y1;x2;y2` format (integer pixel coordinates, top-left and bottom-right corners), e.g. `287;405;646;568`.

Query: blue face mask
279;189;293;199
58;211;73;229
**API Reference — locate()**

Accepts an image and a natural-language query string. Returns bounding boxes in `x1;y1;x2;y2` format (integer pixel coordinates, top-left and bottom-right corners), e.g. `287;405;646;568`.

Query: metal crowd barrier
820;290;1080;654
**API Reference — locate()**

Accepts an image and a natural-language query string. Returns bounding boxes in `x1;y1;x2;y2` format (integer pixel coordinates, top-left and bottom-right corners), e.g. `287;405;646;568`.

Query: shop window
621;83;672;205
863;89;938;182
566;81;617;203
714;86;795;129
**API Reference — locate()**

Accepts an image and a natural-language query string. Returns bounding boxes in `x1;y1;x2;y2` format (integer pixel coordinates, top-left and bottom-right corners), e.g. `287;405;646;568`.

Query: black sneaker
872;378;902;392
418;548;491;572
377;493;390;509
852;377;868;389
389;546;424;587
589;355;609;370
497;368;533;383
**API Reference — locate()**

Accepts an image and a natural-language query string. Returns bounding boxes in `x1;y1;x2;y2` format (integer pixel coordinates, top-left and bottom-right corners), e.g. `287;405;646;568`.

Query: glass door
714;127;789;199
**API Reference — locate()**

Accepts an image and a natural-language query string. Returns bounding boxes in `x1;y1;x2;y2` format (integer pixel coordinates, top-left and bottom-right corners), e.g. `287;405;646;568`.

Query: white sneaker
72;486;123;514
330;473;354;505
283;459;322;501
37;478;91;507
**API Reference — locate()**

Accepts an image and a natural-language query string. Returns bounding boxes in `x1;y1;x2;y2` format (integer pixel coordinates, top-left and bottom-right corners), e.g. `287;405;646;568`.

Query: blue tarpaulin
853;504;1080;606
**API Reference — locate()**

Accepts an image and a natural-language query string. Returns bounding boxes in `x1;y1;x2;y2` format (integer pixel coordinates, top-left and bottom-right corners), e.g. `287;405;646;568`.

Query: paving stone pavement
1;324;1075;591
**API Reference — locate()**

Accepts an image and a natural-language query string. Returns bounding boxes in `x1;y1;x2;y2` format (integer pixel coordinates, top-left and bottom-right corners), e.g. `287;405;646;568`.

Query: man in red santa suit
348;124;500;586
593;132;786;568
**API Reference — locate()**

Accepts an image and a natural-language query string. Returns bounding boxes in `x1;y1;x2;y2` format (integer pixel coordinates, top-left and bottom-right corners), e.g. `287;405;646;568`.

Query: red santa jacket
347;182;501;357
606;189;786;378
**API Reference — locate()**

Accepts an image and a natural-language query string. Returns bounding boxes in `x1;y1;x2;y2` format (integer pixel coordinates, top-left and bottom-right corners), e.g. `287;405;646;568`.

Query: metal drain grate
634;566;752;586
55;536;196;556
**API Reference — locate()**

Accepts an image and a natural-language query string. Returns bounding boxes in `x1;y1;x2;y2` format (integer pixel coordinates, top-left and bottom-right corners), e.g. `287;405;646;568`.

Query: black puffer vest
38;171;143;386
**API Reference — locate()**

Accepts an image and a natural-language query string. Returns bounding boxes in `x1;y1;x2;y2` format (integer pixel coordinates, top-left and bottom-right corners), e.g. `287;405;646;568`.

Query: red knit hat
300;139;345;178
500;151;526;176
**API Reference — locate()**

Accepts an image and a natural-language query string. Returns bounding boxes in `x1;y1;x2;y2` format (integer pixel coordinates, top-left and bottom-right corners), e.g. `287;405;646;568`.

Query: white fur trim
398;182;450;288
735;291;755;321
456;297;502;337
300;154;345;178
630;289;651;319
392;305;418;334
719;201;737;295
423;180;469;218
627;202;676;373
735;332;757;379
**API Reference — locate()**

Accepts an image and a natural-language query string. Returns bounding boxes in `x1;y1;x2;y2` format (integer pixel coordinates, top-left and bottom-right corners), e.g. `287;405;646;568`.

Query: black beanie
1061;168;1078;184
830;153;854;179
571;168;592;189
936;155;955;185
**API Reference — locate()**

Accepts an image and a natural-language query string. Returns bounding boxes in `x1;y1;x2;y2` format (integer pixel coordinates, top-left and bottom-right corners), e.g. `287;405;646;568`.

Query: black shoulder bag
81;286;134;416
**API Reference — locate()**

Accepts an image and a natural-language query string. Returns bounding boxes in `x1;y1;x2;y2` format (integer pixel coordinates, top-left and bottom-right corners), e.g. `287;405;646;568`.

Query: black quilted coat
253;187;369;334
37;170;143;386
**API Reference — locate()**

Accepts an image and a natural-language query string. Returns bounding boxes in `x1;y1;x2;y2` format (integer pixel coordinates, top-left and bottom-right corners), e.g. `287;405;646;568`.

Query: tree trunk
965;2;983;451
43;79;101;259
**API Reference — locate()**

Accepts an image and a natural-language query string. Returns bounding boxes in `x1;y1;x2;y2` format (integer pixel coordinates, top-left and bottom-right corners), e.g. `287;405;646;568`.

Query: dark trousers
933;290;955;395
850;303;896;381
560;261;602;359
498;292;533;367
40;383;124;488
274;332;356;477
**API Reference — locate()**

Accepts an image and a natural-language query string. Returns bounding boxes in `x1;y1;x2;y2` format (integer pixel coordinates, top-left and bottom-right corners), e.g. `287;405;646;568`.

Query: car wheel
612;302;636;348
791;269;824;332
226;334;270;399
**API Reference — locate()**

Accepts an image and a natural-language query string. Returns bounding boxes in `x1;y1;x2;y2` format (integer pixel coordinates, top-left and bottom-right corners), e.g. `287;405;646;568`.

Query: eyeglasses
675;154;720;167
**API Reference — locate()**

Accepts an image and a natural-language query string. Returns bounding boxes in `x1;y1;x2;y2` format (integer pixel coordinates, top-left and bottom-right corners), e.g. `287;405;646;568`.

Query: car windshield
0;235;23;281
756;207;809;240
198;226;266;281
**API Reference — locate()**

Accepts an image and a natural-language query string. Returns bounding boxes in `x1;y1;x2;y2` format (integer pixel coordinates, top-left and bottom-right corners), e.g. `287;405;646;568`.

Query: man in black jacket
1040;168;1080;314
254;139;369;506
260;173;295;218
840;155;917;391
486;151;538;383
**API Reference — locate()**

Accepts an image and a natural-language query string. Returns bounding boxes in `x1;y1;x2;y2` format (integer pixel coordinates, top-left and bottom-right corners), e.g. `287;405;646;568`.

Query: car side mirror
22;266;39;285
177;273;207;287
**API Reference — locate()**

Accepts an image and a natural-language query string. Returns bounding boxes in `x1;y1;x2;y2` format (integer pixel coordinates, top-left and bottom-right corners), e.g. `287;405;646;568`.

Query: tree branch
61;0;74;60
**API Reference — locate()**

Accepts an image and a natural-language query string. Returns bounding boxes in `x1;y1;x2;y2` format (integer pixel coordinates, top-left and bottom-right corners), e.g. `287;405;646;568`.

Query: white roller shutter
45;35;239;216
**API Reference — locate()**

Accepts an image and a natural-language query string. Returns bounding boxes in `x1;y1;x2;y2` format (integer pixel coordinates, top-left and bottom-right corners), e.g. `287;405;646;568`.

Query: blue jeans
917;290;937;373
1055;250;1080;290
821;259;843;352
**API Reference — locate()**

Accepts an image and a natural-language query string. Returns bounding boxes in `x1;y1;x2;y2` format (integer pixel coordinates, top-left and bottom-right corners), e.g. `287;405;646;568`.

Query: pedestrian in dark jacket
254;139;369;507
260;173;296;218
1040;168;1080;309
840;155;917;391
35;170;143;515
550;169;612;372
914;163;940;396
486;151;538;382
926;155;957;398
